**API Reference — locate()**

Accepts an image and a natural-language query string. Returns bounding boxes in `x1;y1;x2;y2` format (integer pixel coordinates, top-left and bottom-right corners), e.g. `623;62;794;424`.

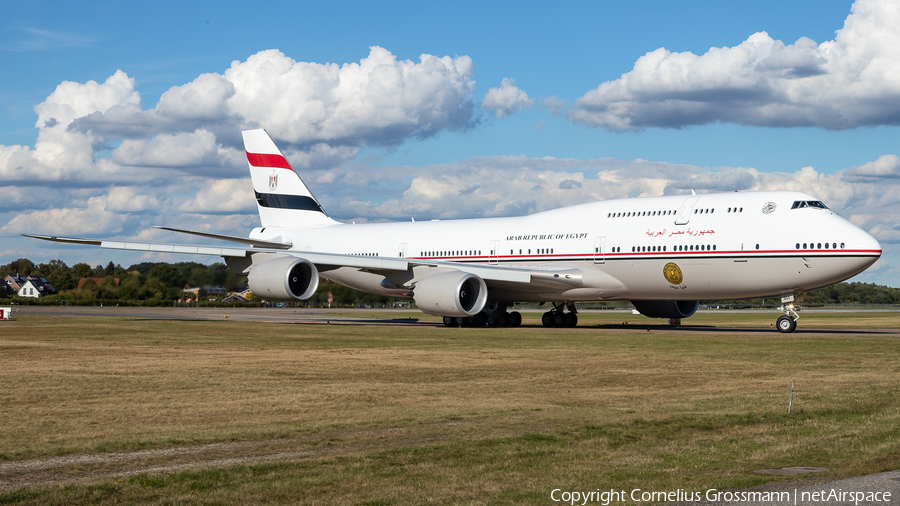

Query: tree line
0;258;403;306
2;257;898;306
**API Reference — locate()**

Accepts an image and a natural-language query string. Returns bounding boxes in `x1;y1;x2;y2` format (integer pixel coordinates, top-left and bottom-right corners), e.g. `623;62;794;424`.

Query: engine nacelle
246;256;319;301
631;300;699;319
413;271;488;317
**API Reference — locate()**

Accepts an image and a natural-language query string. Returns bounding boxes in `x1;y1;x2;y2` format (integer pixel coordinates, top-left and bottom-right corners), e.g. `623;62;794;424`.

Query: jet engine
246;255;319;301
413;271;488;317
631;300;699;319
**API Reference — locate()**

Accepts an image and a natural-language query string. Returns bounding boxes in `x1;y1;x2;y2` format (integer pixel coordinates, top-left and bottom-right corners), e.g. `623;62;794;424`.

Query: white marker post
788;379;795;414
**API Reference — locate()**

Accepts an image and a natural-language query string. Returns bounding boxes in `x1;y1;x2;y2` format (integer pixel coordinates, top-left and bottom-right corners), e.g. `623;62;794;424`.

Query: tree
1;258;35;277
148;264;184;289
117;272;145;301
36;259;75;291
79;278;99;301
98;276;120;299
71;263;93;279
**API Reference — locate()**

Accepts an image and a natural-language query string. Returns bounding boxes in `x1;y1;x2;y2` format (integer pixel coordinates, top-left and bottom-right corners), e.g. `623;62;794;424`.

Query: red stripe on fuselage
246;151;293;170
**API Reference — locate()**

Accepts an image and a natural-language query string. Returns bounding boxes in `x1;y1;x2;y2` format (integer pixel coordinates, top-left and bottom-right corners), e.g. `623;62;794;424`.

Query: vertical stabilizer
242;129;337;228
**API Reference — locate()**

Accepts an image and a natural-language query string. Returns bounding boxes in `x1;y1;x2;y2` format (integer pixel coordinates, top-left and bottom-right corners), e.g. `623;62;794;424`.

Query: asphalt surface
12;306;900;337
685;468;900;506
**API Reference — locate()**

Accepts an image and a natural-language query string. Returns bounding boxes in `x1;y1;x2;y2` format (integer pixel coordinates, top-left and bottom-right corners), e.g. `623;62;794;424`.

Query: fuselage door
593;236;606;264
489;240;500;265
675;196;701;225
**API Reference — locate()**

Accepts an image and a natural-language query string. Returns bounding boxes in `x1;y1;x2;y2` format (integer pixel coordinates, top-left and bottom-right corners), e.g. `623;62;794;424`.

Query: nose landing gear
776;295;799;333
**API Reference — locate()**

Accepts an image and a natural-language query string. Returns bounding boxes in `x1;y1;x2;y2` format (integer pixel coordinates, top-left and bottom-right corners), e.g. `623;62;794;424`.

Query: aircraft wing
22;233;584;286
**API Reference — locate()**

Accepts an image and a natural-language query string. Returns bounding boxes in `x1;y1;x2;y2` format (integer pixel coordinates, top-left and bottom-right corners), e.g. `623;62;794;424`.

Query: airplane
24;129;882;333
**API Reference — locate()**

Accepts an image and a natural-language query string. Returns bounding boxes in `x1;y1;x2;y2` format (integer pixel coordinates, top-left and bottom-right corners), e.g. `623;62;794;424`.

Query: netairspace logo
549;488;892;505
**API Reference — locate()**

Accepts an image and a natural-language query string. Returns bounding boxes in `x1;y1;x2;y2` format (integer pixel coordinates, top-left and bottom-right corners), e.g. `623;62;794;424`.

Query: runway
13;306;900;336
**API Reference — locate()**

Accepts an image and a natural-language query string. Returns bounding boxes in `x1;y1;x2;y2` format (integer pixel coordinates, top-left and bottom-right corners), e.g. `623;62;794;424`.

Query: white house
8;275;56;298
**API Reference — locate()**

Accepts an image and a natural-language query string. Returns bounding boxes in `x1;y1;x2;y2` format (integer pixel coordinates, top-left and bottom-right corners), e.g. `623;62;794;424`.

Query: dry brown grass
1;310;900;504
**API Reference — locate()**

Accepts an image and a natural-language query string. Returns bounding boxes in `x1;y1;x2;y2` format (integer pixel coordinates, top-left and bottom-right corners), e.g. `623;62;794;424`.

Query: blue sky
2;0;899;287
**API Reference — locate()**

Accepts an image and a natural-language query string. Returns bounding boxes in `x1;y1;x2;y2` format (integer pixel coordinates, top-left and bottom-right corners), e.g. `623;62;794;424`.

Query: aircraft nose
855;229;882;268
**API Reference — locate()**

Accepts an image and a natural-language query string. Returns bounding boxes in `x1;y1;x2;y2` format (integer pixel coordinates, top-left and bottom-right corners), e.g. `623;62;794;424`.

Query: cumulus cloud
72;47;477;148
481;78;534;118
111;130;240;177
844;154;900;180
0;46;477;194
177;179;255;213
568;0;900;130
0;45;481;243
105;187;161;213
2;195;130;236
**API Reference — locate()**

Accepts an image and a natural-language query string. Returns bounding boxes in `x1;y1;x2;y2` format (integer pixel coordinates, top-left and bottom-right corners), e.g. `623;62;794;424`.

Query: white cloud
112;130;228;171
0;71;143;184
156;73;235;122
2;46;477;191
568;0;900;130
2;195;129;236
72;47;476;149
34;70;140;130
481;78;533;118
104;187;161;213
844;154;900;180
177;179;255;213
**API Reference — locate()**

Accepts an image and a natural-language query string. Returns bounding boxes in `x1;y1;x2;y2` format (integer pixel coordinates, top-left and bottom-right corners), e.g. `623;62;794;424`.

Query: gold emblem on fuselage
663;262;683;285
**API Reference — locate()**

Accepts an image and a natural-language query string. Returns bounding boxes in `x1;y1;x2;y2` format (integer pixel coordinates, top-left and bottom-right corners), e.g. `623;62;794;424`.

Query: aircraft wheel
565;313;578;328
509;311;522;327
498;313;510;327
487;314;499;327
443;316;455;327
456;317;469;327
473;313;487;327
553;313;565;327
541;312;553;327
776;315;796;333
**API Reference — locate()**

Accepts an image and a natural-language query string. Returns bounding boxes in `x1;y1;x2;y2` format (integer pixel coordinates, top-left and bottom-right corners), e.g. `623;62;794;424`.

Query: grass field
1;310;899;504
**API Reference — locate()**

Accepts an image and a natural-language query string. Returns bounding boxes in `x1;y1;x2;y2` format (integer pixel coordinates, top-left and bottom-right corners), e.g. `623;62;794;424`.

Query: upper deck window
791;200;829;210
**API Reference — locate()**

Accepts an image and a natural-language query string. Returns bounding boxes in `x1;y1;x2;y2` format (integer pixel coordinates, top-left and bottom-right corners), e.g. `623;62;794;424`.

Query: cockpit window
791;200;829;210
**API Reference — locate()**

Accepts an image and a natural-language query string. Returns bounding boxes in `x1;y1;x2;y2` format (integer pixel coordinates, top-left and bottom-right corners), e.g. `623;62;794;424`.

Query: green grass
1;310;899;504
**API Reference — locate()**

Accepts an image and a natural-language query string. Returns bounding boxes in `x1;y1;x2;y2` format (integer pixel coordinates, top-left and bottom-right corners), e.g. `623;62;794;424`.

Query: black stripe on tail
255;192;327;214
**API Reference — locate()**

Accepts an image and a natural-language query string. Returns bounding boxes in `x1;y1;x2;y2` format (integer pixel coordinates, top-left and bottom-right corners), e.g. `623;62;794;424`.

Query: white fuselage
250;190;881;303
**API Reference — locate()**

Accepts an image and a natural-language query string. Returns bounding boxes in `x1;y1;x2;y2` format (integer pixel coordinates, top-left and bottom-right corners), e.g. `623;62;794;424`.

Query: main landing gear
775;297;799;333
442;305;522;328
440;302;579;328
541;302;578;328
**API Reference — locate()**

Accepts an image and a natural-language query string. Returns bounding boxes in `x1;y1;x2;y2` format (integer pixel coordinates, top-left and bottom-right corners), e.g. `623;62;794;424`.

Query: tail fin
242;129;337;228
